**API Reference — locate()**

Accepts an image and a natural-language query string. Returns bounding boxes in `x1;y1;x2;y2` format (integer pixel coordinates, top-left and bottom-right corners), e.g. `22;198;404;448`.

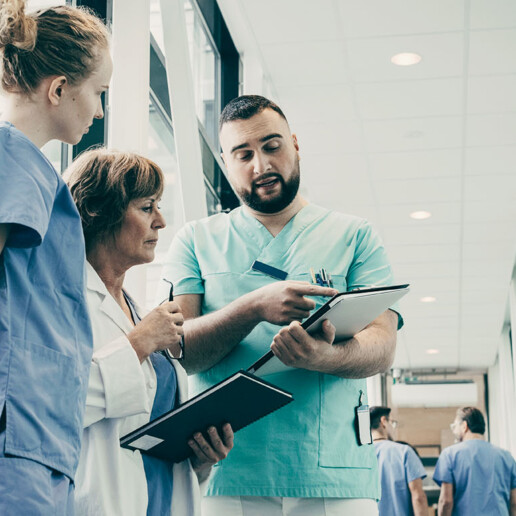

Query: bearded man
162;95;402;516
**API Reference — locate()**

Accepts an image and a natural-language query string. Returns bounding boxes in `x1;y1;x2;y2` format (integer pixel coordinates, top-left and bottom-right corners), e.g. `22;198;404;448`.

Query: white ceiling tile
382;224;461;246
388;244;460;264
464;175;516;201
466;113;516;146
374;177;462;204
242;0;340;44
369;149;462;180
300;152;368;182
395;261;460;279
465;146;516;175
261;41;348;86
277;84;356;124
356;78;463;120
461;258;515;279
462;274;512;292
467;75;516;114
463;242;515;262
463;200;516;223
338;1;465;38
378;202;461;225
468;29;516;75
409;277;461;293
294;120;365;154
347;33;464;83
469;0;516;29
363;117;463;152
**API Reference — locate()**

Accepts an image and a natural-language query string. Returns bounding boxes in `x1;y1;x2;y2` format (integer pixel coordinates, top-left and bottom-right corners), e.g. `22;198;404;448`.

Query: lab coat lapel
86;263;134;335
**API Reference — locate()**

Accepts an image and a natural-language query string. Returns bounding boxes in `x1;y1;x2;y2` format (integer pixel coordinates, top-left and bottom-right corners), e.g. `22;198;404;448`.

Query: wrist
127;331;148;363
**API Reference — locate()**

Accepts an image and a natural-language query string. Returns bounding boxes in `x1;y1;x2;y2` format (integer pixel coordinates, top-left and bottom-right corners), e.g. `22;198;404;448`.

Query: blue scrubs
0;122;93;513
165;204;402;499
374;440;427;516
125;295;177;516
433;439;516;515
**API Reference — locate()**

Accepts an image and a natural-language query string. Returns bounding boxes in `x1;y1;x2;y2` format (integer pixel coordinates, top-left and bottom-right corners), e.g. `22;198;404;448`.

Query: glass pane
146;96;184;308
184;0;219;146
41;140;64;172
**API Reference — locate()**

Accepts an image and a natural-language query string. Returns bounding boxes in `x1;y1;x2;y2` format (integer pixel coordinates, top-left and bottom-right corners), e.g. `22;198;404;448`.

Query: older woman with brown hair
65;148;233;516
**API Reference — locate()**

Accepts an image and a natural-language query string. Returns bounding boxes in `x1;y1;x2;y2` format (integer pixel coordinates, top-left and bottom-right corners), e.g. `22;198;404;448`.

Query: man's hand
253;281;337;326
270;319;336;371
188;423;234;480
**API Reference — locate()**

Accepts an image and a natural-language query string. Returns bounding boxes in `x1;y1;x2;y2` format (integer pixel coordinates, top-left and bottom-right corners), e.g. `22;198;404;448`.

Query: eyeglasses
160;279;185;362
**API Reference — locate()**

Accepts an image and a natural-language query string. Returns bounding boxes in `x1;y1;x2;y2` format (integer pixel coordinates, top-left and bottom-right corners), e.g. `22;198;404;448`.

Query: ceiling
218;0;516;370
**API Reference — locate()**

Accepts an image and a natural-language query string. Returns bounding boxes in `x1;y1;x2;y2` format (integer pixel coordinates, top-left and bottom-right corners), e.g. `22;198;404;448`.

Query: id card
355;404;372;446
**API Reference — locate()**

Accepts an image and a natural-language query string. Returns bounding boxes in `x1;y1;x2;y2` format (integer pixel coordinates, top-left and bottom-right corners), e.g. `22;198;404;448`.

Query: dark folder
120;370;293;463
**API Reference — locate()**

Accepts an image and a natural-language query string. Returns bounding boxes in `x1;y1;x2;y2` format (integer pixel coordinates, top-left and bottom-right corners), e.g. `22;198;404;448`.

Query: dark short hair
457;407;486;435
370;406;391;430
65;148;164;252
219;94;288;132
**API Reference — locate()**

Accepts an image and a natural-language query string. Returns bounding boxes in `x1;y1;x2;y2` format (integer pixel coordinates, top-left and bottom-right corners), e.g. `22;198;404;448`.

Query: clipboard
247;284;409;376
120;370;293;463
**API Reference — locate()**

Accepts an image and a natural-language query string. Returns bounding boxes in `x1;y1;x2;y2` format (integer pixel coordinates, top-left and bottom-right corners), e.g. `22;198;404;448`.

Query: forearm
412;492;429;516
181;291;262;374
438;500;453;516
318;310;397;378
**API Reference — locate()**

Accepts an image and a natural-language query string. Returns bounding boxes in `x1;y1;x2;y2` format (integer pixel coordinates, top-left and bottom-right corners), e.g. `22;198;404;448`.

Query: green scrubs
165;204;401;498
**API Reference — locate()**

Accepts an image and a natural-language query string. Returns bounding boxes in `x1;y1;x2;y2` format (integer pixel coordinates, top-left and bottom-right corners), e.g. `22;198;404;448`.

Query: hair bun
0;0;37;51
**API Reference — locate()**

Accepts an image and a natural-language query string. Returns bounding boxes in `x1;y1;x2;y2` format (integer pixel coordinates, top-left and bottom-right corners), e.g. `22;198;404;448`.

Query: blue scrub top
433;439;516;515
165;204;401;498
125;295;178;516
374;440;426;516
0;122;93;479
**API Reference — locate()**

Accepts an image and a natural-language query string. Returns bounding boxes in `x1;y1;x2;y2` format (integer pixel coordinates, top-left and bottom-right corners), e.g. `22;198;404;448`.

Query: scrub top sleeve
405;447;427;483
84;335;151;428
163;224;204;296
0;142;56;248
347;221;394;289
347;221;404;329
511;456;516;489
433;450;453;486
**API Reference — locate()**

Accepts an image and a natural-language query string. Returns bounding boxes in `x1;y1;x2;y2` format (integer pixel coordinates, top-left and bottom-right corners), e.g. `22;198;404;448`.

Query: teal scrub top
165;204;401;498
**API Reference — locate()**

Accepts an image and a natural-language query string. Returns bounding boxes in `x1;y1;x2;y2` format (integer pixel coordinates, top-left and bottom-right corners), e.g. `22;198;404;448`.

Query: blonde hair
0;1;109;94
65;148;165;252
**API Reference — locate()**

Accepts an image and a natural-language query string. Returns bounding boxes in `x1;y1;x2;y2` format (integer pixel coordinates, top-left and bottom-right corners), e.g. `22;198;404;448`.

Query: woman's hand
188;423;234;478
127;301;184;362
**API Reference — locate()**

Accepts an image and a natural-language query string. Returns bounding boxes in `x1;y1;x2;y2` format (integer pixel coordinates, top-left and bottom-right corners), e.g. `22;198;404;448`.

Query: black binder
120;370;293;463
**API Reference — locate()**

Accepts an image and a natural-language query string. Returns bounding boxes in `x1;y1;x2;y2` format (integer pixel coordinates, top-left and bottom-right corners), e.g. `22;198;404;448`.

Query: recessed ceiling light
420;296;437;303
410;210;432;220
391;52;422;66
426;348;440;354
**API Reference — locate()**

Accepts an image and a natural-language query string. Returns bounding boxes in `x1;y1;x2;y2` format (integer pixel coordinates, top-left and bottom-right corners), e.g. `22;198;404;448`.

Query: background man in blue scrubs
164;95;402;516
370;406;428;516
434;406;516;515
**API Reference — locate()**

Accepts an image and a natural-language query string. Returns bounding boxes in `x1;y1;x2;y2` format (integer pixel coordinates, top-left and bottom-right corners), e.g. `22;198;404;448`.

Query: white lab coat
74;263;202;516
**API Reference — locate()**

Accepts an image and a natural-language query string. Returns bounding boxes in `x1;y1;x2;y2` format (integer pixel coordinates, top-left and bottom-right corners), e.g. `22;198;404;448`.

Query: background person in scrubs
434;407;516;516
0;3;111;514
66;149;234;516
163;95;402;516
370;406;428;516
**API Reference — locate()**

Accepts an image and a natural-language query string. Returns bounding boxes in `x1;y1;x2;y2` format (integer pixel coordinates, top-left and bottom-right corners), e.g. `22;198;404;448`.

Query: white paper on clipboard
247;284;409;377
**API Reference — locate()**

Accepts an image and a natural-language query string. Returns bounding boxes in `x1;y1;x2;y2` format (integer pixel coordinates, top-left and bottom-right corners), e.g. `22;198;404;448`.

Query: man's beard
237;162;300;214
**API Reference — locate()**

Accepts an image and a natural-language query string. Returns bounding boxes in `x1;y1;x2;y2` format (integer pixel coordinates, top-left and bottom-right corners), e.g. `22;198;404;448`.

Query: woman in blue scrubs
0;2;112;514
65;148;234;516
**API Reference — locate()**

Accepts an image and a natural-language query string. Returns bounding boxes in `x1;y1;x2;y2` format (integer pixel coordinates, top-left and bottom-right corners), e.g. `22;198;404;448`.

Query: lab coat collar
86;262;134;335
